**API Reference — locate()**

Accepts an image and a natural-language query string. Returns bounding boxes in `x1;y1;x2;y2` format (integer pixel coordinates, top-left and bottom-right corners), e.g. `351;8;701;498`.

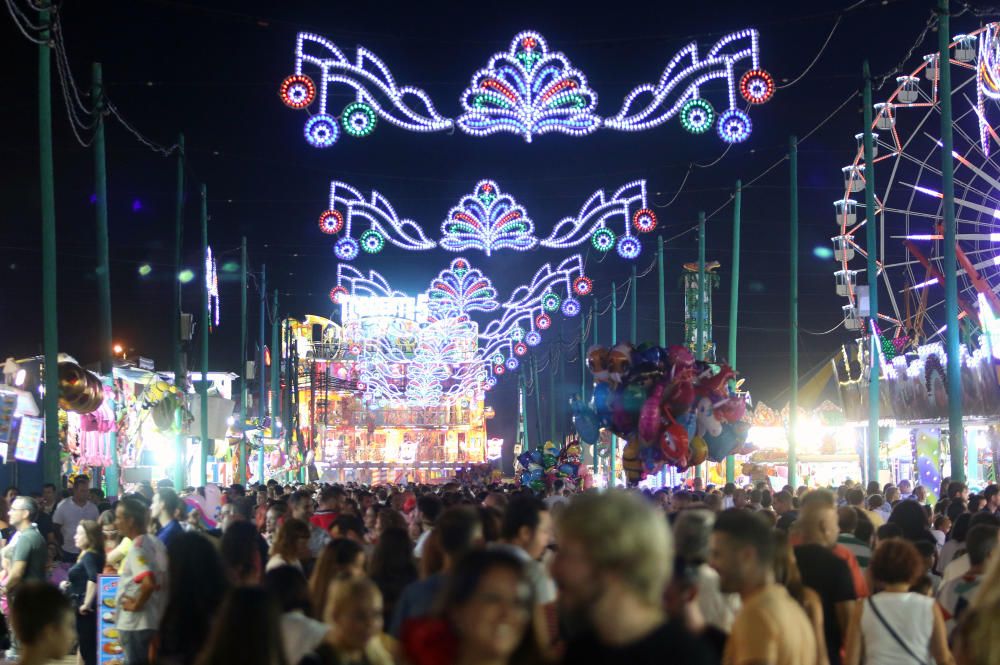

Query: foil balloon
607;346;631;385
667;345;694;368
592;383;613;417
713;397;746;423
621;438;644;484
622;383;647;415
660;415;690;467
542;440;559;457
703;424;738;461
573;408;601;445
638;384;665;443
694;396;723;437
558;462;578;478
587;346;611;383
663;381;695;416
689;435;708;466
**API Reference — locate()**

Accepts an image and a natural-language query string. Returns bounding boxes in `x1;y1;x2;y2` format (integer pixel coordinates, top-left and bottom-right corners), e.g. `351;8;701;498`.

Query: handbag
867;596;929;665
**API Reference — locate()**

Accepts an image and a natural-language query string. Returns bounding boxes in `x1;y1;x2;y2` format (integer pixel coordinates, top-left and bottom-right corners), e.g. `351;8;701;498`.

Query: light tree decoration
319;178;657;260
428;258;500;318
281;29;772;146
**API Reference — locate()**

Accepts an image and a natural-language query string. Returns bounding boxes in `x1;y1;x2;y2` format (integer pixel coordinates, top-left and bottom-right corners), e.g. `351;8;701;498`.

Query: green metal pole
284;319;293;483
172;134;186;491
549;348;556;444
591;304;598;477
532;355;542;447
939;0;964;482
658;236;668;486
789;136;800;489
658;236;666;347
200;185;210;486
239;236;248;484
697;212;706;361
630;265;638;342
863;62;882;487
580;310;587;403
519;371;530;453
611;283;617;487
726;181;742;484
271;289;281;455
696;213;706;481
38;5;61;487
92;62;119;496
258;266;267;484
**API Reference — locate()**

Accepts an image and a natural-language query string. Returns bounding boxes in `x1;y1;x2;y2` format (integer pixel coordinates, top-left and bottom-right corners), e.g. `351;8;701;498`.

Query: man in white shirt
115;497;168;665
52;476;99;562
412;494;442;559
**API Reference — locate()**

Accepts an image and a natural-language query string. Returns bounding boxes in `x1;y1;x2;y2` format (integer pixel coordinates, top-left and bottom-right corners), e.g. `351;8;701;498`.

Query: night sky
0;0;959;453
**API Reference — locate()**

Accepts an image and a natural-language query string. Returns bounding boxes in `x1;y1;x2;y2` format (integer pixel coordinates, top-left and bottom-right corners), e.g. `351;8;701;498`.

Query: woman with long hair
368;527;418;626
773;530;828;665
157;532;229;665
194;587;288;665
99;508;130;574
63;519;104;665
307;538;365;621
953;549;1000;665
938;512;972;575
267;518;311;572
844;539;953;665
401;549;540;665
265;565;330;665
887;500;937;548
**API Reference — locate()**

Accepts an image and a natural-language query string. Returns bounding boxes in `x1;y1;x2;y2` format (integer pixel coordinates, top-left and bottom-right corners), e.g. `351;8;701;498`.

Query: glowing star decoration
573;276;593;296
632;208;658;233
341;101;378;137
716;108;752;143
284;29;771;146
427;258;499;318
679;98;715;134
206;246;220;328
457;31;601;142
440;181;538;255
359;229;385;254
617;236;642;259
304;114;339;147
561;297;581;317
318;209;344;234
591;227;616;252
739;69;774;104
335;237;359;261
279;74;316;109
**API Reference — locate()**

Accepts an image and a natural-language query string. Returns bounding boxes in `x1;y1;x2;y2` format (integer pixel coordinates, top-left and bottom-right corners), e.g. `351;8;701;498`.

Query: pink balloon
638;385;665;443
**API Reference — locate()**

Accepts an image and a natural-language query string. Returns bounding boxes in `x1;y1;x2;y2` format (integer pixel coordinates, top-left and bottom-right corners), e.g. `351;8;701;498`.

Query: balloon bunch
571;343;750;484
58;360;105;414
516;439;584;492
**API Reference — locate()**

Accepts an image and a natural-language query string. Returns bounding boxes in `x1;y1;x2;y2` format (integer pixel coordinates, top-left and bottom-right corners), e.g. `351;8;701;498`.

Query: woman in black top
64;519;105;665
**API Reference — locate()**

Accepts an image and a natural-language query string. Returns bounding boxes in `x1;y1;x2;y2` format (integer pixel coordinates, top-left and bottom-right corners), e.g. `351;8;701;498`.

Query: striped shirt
837;532;872;570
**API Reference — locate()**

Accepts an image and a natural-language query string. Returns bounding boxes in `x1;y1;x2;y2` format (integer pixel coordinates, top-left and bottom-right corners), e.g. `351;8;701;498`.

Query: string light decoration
494;364;506;375
359;229;385;254
457;31;600;142
572;276;593;296
335;237;360;261
318;209;344;234
279;74;316;109
332;255;590;383
632;208;658;233
716;108;752;143
505;357;520;370
591;227;616;252
978;27;998;156
428;258;499;318
561;297;581;317
604;28;769;138
321;179;653;259
206;246;220;328
284;29;771;145
304;114;339;148
440;181;537;255
514;342;528;356
679;98;714;134
341;101;378;137
739;69;774;104
617;235;642;259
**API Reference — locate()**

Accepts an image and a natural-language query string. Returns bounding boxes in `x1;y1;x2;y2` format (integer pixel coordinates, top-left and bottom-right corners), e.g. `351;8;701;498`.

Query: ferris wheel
835;24;1000;351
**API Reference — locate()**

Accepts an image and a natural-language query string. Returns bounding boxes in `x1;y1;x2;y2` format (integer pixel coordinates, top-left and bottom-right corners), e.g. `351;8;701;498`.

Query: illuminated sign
342;294;430;324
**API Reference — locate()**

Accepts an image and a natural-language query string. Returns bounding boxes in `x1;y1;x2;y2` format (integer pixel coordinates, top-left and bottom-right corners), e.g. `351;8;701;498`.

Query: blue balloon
528;469;544;482
574;409;601;445
592;383;612;416
517;451;533;469
704;424;738;461
558;463;578;478
529;449;543;465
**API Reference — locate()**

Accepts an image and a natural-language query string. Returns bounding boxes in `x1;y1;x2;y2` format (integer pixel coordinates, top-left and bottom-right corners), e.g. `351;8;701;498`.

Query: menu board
97;575;123;664
13;416;42;463
0;392;16;444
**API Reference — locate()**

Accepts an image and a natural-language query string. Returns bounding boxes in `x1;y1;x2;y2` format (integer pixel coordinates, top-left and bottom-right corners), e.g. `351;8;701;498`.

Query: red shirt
310;511;338;532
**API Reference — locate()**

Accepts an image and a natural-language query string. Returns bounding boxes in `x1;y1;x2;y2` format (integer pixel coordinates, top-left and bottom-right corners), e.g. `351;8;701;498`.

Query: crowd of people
1;472;999;665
